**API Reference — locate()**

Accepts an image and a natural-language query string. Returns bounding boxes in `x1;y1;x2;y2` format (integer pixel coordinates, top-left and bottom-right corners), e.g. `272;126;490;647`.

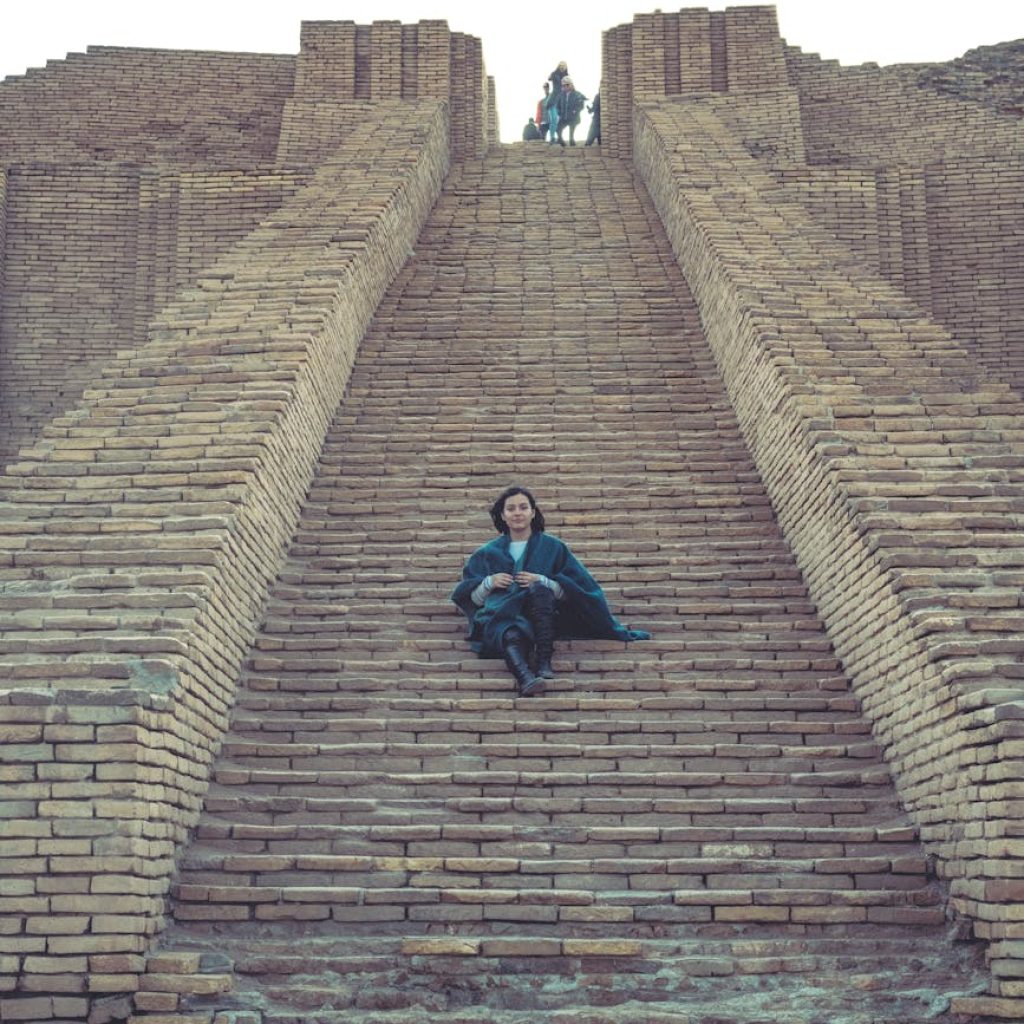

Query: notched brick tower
1;8;1023;1024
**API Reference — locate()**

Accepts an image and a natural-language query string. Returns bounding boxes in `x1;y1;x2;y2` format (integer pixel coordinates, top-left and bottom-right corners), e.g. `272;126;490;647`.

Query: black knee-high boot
502;626;543;697
526;583;556;680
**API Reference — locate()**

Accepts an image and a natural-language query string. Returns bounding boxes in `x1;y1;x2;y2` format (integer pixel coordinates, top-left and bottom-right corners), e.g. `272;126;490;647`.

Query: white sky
2;2;1023;142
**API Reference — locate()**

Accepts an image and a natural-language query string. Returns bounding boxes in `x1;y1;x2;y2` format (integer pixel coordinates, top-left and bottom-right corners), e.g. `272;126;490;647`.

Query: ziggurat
1;7;1024;1023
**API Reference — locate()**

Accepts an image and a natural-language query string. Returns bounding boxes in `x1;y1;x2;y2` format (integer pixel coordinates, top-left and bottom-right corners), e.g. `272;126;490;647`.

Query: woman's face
501;492;535;537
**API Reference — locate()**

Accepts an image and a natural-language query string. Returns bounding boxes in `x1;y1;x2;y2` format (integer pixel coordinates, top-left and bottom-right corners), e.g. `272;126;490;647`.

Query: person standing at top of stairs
451;485;650;698
546;61;568;142
555;76;588;146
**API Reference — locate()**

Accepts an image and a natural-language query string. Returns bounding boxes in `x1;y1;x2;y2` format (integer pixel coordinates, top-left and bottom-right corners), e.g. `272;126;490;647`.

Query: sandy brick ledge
0;101;450;1021
634;94;1024;1006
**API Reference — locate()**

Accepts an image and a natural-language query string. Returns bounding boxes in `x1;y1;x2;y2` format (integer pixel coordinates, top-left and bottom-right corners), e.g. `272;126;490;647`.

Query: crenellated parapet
603;6;794;158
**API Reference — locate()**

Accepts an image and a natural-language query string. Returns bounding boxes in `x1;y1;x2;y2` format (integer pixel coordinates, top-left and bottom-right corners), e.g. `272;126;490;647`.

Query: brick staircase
132;146;986;1022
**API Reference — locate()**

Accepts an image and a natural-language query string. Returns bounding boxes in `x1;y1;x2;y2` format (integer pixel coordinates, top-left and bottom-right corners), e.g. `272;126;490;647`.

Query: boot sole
518;678;546;697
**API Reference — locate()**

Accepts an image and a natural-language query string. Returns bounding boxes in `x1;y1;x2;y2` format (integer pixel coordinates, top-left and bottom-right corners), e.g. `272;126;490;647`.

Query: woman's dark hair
490;485;546;535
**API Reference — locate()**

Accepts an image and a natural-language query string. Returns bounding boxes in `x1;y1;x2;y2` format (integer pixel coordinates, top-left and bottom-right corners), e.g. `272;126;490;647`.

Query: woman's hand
491;573;515;590
514;572;541;587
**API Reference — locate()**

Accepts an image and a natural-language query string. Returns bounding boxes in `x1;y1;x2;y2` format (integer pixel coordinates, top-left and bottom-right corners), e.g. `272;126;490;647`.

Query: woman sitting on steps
451;485;651;697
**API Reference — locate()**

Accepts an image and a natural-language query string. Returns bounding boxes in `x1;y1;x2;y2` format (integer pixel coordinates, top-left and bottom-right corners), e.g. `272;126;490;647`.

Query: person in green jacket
452;486;650;697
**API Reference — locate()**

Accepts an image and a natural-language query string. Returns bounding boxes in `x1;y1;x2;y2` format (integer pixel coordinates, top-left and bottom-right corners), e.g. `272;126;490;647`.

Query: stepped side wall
132;168;313;335
923;158;1024;392
785;46;1024;166
780;49;1024;393
0;48;296;167
774;158;1024;395
635;94;1024;1015
0;21;492;467
0;166;313;467
0;101;450;1024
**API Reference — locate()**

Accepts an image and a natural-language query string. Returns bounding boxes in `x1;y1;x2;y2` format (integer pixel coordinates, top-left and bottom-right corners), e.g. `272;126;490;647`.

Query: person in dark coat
586;92;601;146
522;118;542;141
555;76;588;147
451;486;650;697
548;61;569;93
546;62;568;143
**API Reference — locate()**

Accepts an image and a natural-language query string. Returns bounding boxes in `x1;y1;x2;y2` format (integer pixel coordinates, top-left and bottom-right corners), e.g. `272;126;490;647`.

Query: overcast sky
3;1;1023;142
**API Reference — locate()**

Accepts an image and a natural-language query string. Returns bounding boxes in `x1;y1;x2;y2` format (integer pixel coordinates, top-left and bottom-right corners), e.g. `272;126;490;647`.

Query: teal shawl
451;531;651;657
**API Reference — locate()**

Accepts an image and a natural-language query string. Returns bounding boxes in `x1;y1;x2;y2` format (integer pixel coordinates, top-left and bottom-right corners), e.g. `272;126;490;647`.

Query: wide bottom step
133;932;987;1024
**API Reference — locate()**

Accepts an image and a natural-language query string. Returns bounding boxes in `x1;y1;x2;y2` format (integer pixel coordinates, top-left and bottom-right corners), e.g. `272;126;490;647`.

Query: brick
480;939;562;957
401;938;480;956
563;939;644;957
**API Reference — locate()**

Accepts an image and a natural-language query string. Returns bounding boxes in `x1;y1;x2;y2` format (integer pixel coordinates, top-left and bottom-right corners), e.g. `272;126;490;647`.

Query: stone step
254;622;808;641
139;934;982;1024
231;692;864;719
214;738;884;775
225;713;872;744
190;821;919;853
259;590;817;612
208;765;898;803
166;931;975;968
243;648;843;673
256;598;823;618
200;792;907;828
170;882;941;934
174;845;929;883
238;671;850;699
172;845;931;887
272;547;798;571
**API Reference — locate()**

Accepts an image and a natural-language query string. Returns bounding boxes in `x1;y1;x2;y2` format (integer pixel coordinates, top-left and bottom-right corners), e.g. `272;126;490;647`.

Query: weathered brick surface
0;21;492;467
3;6;1024;1022
280;20;492;163
117;146;989;1022
785;45;1024;166
605;10;1024;400
781;47;1024;396
634;89;1024;1009
0;98;451;1019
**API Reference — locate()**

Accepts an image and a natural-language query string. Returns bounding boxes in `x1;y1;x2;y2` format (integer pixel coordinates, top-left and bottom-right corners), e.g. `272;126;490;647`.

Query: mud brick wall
772;166;933;309
924;157;1024;394
0;167;311;469
602;22;633;159
487;75;499;145
133;167;312;342
785;46;1024;167
288;20;490;160
873;166;932;309
603;6;791;158
0;101;450;1023
0;166;143;468
771;168;881;272
450;32;490;159
0;48;295;167
0;169;6;298
635;94;1024;1010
